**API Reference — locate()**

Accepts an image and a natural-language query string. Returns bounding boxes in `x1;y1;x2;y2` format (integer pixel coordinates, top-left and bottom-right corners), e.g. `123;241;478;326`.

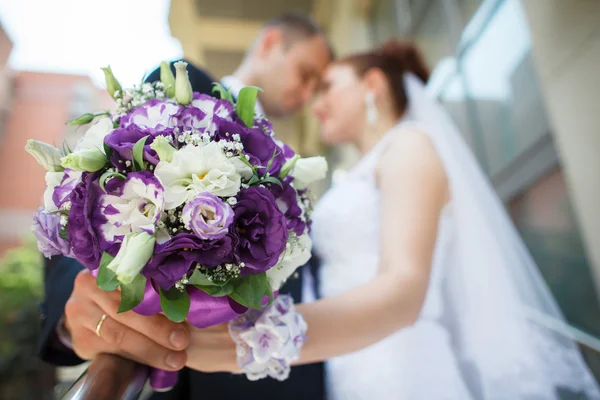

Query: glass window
459;0;551;178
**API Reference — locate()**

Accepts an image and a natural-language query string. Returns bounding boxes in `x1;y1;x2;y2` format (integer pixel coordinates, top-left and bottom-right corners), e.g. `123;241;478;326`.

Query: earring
365;91;378;126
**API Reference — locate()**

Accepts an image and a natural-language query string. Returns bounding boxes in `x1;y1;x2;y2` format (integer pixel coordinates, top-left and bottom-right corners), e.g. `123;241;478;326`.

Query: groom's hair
261;12;334;59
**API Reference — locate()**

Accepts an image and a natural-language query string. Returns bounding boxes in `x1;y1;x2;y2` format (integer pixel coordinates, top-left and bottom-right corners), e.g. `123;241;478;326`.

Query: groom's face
258;33;331;117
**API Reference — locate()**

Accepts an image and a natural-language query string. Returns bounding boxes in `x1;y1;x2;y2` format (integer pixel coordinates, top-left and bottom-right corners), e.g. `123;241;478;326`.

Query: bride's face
312;64;366;145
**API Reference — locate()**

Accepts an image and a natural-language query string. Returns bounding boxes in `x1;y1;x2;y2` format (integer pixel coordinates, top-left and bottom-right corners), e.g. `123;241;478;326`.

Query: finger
85;311;187;371
83;275;189;351
90;291;189;351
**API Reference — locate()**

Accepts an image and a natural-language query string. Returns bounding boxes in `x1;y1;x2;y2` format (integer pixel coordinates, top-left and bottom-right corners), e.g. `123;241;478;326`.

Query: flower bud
101;66;122;100
107;232;156;285
174;61;193;105
150;135;176;163
25;140;64;172
291;156;328;190
278;154;301;179
61;148;107;172
160;61;176;98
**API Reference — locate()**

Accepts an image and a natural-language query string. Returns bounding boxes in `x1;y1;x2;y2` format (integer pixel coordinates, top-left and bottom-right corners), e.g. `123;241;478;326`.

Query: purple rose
32;208;73;258
143;232;237;290
234;186;287;273
67;173;108;270
51;169;82;210
214;118;285;177
119;99;182;135
271;178;306;236
182;192;234;240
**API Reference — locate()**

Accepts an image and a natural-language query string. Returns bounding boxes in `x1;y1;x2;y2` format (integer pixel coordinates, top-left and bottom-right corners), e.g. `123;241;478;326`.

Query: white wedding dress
308;74;600;400
311;121;473;400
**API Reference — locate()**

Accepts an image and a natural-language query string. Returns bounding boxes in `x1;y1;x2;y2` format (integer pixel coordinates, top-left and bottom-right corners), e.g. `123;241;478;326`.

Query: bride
185;40;600;399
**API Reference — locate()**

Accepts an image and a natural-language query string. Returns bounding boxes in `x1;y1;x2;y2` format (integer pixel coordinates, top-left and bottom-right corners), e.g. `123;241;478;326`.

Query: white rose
75;117;113;153
292;157;328;190
107;232;156;285
154;141;241;210
267;234;312;291
43;171;65;213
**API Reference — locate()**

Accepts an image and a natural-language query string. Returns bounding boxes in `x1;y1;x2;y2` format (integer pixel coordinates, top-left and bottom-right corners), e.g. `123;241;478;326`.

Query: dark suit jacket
38;60;325;399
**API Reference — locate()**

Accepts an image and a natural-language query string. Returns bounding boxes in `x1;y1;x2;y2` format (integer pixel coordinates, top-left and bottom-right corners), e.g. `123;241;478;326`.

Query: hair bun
379;40;430;84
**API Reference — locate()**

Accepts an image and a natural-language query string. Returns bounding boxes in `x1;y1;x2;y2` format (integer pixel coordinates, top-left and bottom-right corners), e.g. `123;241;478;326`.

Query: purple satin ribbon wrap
131;280;248;391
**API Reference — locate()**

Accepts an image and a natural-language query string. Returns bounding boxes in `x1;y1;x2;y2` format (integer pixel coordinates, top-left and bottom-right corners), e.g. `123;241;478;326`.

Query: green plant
0;236;53;399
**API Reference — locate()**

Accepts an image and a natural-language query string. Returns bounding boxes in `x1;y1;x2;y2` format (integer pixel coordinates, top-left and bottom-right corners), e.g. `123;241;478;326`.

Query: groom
38;12;332;400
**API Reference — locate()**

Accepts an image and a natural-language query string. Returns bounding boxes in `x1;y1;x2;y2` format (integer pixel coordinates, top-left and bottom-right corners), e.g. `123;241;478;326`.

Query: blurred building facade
168;0;600;375
0;31;112;254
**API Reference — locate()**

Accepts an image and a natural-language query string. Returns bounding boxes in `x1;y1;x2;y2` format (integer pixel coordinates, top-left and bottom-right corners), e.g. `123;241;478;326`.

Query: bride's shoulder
376;125;447;189
380;124;439;165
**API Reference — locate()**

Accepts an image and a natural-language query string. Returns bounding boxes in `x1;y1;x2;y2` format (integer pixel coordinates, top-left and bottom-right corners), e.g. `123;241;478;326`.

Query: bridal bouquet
26;62;327;385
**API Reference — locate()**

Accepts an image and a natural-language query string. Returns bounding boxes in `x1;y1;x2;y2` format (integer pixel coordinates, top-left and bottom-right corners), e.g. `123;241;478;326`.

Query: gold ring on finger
95;314;107;337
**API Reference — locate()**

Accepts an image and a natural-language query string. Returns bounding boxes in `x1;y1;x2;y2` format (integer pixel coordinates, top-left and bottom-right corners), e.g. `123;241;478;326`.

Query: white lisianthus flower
43;171;65;212
291;157;328;190
25;140;64;172
154;141;242;210
75;117;113;153
230;156;254;180
99;172;165;243
107;232;156;285
267;234;312;291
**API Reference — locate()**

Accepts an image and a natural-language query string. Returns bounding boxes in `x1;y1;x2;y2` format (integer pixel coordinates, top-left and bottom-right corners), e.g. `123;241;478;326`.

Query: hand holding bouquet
27;61;327;387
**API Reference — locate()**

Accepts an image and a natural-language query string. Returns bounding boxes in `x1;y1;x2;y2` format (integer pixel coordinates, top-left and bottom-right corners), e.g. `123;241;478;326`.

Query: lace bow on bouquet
26;61;327;389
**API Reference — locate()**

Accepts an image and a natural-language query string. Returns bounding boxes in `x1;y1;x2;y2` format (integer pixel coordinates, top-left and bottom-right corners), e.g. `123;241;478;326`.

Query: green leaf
265;148;280;174
118;274;146;313
132;136;149;171
229;273;272;310
62;141;73;156
247;175;260;186
235;86;263;128
103;142;113;160
96;252;120;292
160;286;190;323
99;171;127;192
261;176;283;188
58;226;69;240
238;155;258;175
212;82;234;103
194;283;234;297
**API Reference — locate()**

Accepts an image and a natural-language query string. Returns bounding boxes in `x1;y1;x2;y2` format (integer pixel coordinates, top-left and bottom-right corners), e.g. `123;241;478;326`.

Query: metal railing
60;354;148;400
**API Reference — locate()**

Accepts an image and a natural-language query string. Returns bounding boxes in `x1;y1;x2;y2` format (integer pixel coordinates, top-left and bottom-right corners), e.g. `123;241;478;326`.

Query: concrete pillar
521;0;600;291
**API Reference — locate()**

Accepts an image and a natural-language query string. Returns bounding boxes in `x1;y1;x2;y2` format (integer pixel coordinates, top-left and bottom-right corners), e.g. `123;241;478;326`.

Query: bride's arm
297;129;449;364
185;129;449;372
